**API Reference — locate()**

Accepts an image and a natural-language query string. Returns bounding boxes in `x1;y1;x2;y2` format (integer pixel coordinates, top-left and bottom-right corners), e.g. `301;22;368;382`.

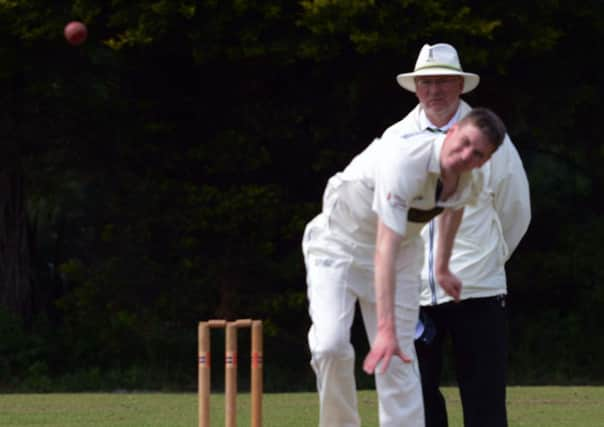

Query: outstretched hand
363;330;412;375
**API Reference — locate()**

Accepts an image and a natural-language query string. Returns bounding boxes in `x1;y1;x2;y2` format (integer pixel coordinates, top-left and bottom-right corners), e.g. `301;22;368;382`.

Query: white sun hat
396;43;480;94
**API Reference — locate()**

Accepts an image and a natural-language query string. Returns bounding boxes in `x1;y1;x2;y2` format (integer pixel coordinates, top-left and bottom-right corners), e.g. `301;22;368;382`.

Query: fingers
437;271;463;301
363;349;389;374
362;352;375;374
363;348;412;374
379;353;393;374
442;277;462;301
450;281;462;301
398;349;412;364
446;284;460;301
362;355;372;374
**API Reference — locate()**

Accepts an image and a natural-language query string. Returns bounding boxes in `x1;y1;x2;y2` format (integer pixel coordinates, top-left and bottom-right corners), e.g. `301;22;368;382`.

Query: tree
1;0;603;388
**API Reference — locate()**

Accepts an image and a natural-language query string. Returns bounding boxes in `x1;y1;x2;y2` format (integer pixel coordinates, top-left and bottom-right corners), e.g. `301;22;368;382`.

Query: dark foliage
0;1;603;390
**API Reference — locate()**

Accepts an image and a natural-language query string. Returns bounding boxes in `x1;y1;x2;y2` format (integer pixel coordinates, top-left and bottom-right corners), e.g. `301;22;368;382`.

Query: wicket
198;319;263;427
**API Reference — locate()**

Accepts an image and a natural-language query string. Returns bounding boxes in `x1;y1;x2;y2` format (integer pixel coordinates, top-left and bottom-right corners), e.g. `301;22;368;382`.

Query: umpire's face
415;75;464;122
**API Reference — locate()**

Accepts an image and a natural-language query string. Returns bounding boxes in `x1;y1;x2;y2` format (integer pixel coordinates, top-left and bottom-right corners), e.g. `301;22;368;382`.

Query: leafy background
1;0;603;391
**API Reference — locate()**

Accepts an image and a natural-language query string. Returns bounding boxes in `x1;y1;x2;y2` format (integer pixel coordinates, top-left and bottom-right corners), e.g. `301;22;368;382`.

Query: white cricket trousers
303;214;425;427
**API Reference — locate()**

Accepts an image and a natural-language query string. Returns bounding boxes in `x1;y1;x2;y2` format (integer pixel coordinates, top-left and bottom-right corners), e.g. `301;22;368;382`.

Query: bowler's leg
307;254;360;427
360;300;425;427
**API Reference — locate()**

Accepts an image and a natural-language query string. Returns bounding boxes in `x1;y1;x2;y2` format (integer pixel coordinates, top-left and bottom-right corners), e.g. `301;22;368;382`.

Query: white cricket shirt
382;101;531;304
322;132;483;249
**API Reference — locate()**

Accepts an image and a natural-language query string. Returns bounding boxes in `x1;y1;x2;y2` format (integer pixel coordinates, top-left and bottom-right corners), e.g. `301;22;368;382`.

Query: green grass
0;387;603;426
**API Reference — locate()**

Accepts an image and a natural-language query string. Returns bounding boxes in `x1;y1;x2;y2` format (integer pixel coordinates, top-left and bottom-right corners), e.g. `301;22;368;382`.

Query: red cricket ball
64;21;88;46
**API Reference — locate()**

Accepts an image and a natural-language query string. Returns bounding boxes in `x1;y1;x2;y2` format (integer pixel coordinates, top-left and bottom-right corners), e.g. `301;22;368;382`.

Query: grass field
1;386;603;426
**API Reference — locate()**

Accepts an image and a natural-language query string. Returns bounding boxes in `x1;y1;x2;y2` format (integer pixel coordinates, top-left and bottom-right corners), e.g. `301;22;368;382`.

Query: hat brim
396;69;480;94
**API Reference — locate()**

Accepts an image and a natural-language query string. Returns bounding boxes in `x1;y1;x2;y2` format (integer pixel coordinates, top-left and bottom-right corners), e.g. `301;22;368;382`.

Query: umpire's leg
415;305;449;427
451;295;508;427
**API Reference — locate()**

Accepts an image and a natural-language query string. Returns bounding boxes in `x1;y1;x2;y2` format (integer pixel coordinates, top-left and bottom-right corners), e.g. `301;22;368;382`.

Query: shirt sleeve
490;136;532;257
371;148;422;237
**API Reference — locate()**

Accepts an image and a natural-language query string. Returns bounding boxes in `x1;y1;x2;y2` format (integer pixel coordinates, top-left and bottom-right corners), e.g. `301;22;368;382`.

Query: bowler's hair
458;108;506;149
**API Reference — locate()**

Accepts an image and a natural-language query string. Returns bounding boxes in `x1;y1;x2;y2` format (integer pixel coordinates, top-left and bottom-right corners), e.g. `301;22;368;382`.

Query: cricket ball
64;21;88;46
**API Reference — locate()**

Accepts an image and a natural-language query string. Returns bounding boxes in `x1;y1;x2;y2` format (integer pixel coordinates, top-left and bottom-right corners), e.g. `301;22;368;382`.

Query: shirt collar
428;135;445;174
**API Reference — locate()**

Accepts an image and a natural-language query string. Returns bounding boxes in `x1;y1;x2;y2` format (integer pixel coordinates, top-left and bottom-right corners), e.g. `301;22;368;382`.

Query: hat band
415;64;463;72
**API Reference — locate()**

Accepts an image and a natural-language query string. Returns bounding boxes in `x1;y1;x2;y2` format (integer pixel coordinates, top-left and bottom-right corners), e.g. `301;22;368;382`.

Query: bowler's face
440;123;495;174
